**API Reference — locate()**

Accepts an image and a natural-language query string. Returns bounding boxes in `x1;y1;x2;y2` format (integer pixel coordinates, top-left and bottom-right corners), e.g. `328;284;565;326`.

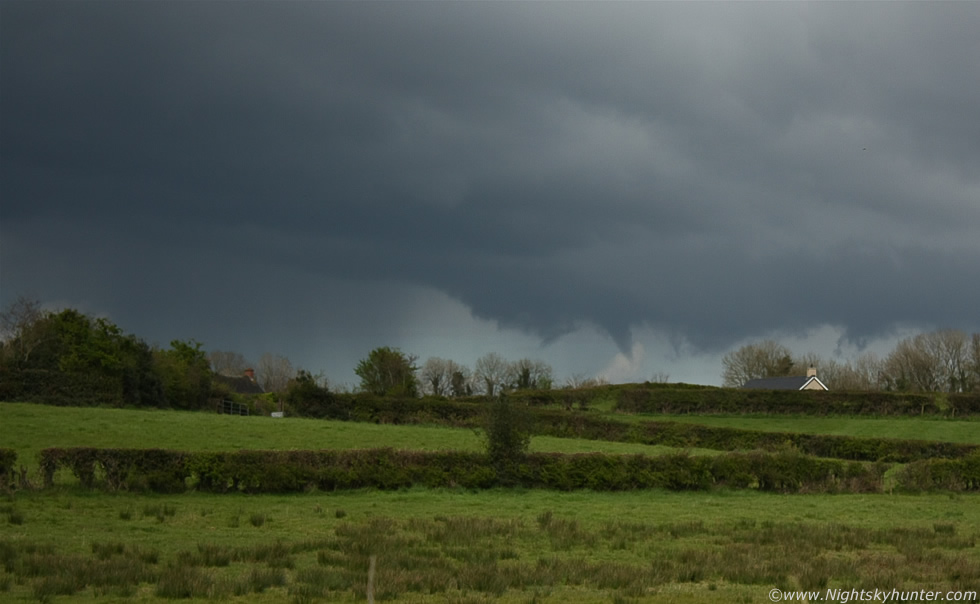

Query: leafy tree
50;310;128;374
153;340;212;409
0;303;166;406
450;367;473;397
355;347;419;397
284;369;335;418
118;334;165;407
483;393;531;471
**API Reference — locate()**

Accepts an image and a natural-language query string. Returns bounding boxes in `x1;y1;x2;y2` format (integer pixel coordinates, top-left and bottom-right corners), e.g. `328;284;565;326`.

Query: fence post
367;554;376;603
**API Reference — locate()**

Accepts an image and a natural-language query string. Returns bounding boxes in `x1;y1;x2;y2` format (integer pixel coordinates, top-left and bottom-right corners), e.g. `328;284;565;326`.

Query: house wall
801;379;827;391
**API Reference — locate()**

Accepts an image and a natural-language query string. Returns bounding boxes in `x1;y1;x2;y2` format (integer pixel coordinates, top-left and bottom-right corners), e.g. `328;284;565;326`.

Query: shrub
895;453;980;492
483;395;532;471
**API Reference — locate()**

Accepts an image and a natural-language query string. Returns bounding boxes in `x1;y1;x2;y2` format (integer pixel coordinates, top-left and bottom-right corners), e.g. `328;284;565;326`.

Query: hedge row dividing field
292;386;980;421
6;399;980;473
192;393;980;463
177;392;980;463
4;399;980;603
533;412;980;462
611;386;980;417
33;446;890;494
32;445;980;495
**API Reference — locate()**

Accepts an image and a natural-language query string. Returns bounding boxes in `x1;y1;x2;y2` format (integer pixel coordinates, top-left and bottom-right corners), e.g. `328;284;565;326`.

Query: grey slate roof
742;375;818;390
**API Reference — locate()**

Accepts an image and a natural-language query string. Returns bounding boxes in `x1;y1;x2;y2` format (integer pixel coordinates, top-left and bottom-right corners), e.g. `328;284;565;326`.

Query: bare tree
721;340;794;387
420;357;451;396
927;329;970;392
880;330;972;393
507;358;553;390
0;295;47;363
650;371;670;384
421;358;474;397
817;352;884;391
852;352;886;390
882;335;937;392
474;352;509;396
814;358;845;390
563;373;608;389
257;353;294;393
208;350;252;377
969;333;980;392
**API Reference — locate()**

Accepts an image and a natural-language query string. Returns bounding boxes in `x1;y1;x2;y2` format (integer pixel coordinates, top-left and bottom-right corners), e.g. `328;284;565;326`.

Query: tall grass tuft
155;565;213;599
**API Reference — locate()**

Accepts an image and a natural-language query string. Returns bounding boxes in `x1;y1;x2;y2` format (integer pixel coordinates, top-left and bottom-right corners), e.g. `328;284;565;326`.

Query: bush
483;395;531;470
896;452;980;492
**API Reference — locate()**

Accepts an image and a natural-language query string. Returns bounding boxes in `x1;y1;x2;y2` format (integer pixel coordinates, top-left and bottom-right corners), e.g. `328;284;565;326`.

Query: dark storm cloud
3;1;979;360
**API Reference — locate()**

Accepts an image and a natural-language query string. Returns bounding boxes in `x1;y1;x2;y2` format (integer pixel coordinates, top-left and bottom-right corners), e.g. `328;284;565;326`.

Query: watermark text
769;588;978;603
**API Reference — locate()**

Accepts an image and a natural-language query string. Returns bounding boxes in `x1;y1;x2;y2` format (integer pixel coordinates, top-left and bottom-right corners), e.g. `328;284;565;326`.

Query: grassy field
3;401;980;602
0;402;716;476
2;488;979;603
613;413;980;444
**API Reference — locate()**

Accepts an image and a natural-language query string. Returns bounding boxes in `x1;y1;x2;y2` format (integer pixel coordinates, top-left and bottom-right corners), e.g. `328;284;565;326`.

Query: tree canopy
355;347;420;397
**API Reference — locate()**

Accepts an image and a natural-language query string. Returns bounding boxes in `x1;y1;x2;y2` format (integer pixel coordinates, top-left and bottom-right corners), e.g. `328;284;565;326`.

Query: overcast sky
3;2;979;388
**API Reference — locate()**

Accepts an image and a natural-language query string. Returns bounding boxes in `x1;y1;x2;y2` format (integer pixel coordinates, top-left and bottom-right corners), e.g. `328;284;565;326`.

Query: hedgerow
894;452;980;492
274;393;980;463
283;393;485;426
38;447;888;494
614;387;980;417
620;420;978;463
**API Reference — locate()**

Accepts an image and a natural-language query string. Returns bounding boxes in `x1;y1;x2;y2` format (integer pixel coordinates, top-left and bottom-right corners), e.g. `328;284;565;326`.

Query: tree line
340;347;555;398
722;331;980;392
0;297;212;408
8;295;976;410
0;297;566;409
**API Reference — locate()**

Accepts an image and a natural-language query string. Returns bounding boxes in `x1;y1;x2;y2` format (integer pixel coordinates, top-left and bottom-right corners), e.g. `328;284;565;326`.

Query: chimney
244;368;255;381
806;366;817;378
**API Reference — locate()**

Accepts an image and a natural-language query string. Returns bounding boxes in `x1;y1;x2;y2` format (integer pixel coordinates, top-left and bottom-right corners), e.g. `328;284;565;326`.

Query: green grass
4;400;980;602
1;488;978;602
614;413;980;444
0;402;711;476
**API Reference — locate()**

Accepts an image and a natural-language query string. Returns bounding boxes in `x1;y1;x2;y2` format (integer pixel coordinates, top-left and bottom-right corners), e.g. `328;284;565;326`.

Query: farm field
2;488;979;603
610;412;980;444
2;400;980;602
0;402;715;477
